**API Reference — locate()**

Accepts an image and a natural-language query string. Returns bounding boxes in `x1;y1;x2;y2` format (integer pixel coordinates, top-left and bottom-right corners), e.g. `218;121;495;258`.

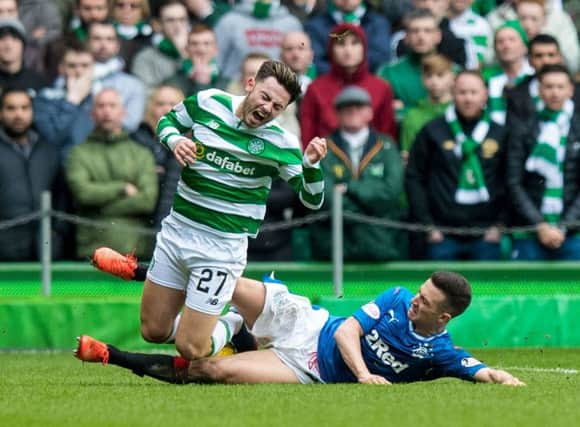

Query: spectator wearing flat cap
0;18;48;93
309;85;406;261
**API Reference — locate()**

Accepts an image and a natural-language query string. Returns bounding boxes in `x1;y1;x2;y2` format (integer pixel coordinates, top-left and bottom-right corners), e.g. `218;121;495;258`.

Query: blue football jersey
317;287;486;383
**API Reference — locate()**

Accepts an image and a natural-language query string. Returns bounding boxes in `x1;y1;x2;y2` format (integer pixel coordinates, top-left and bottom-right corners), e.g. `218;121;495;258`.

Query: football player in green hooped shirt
150;60;328;364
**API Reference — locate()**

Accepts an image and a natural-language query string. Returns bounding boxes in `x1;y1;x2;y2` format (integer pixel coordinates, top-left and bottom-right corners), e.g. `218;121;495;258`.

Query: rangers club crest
248;138;265;155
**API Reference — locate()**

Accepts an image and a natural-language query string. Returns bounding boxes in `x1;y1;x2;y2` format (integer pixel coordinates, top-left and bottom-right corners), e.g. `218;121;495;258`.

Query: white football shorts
251;282;330;384
147;212;247;315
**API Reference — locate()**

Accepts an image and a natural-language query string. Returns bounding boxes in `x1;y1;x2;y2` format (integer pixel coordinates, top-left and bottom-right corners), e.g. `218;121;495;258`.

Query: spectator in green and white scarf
448;0;494;67
406;70;508;260
69;0;109;42
131;0;189;95
164;23;226;95
483;20;534;126
507;64;580;260
110;0;153;69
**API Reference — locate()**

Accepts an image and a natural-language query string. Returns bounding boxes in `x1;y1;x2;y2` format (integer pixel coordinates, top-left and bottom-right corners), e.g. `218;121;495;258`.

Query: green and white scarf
528;77;540;108
152;34;181;60
487;61;534;124
181;58;220;84
328;2;367;25
446;104;491;205
114;21;152;41
70;17;88;42
299;63;317;93
525;100;574;224
253;0;279;18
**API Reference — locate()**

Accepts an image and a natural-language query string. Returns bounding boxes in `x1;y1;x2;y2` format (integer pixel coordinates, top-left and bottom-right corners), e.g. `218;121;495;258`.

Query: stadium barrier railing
0;189;569;297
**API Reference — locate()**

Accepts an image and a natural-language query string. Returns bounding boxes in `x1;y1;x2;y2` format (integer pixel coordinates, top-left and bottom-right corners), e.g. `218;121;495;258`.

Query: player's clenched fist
305;137;327;164
174;138;197;167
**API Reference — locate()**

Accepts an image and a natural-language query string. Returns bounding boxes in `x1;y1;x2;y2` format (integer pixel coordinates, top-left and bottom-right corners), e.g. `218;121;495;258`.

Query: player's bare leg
140;278;185;343
187;350;300;384
230;277;268;329
174;307;222;359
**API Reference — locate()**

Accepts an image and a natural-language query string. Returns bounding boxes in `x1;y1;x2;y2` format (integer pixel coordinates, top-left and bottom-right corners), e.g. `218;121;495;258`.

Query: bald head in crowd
92;88;126;134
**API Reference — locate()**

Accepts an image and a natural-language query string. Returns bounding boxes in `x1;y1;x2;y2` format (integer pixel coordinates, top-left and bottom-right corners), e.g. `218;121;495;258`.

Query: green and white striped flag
445;104;491;205
157;88;324;237
525;100;574;224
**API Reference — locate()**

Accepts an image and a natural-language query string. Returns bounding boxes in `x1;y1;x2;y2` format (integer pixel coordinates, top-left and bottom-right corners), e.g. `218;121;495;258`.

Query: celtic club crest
248;138;265;155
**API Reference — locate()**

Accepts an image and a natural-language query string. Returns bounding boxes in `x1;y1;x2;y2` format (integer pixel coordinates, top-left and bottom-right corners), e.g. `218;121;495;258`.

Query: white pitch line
500;366;578;375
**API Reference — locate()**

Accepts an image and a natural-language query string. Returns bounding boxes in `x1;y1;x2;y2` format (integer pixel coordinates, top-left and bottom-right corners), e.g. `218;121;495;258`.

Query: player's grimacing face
408;280;448;325
241;76;290;128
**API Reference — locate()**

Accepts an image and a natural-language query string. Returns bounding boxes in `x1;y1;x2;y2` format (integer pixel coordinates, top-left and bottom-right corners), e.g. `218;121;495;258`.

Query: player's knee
175;338;211;360
141;322;171;344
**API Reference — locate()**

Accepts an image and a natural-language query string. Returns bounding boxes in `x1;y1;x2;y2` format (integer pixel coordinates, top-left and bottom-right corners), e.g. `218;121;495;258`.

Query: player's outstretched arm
334;317;391;385
473;367;526;386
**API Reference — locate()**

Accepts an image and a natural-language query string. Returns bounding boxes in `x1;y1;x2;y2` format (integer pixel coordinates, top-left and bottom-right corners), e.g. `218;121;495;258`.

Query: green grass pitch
0;349;578;427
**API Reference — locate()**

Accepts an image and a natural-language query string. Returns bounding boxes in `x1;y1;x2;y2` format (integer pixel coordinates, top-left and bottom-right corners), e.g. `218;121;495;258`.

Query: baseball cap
334;86;372;109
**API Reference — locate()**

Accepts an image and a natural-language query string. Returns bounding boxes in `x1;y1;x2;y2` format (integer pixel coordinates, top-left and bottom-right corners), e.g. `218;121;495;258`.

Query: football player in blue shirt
75;267;524;386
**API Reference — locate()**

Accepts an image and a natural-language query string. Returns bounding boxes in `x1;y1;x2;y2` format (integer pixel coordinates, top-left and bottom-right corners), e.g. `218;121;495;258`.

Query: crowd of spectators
1;0;579;262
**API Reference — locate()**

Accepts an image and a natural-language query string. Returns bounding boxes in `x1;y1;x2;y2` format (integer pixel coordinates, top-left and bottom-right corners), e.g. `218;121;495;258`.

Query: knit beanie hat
496;20;528;46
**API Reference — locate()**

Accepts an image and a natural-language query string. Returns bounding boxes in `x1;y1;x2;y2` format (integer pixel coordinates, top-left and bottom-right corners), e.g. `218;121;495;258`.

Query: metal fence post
332;184;345;298
40;191;52;297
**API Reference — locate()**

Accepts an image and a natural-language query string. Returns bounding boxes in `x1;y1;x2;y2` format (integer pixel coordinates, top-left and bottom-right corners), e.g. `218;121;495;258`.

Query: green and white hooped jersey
157;88;324;237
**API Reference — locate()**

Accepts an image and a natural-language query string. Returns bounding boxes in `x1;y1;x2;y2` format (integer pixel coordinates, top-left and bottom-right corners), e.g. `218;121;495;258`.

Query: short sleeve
434;346;487;381
352;287;400;333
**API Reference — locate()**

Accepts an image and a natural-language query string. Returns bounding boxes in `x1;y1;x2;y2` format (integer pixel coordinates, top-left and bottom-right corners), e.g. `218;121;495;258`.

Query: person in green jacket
376;9;442;122
66;88;158;259
400;53;454;162
310;85;406;261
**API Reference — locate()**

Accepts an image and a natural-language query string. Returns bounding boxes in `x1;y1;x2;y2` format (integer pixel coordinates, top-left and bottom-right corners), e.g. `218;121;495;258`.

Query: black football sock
106;345;188;384
133;263;148;282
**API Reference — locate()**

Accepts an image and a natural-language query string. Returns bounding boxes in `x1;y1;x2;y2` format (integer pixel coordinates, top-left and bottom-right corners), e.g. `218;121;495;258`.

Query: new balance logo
206;297;220;306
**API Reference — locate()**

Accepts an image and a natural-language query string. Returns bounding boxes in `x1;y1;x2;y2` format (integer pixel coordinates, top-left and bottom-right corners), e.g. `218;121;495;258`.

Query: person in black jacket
507;64;580;260
130;84;184;229
506;34;580;125
0;88;67;260
393;0;467;68
406;70;508;260
0;18;48;93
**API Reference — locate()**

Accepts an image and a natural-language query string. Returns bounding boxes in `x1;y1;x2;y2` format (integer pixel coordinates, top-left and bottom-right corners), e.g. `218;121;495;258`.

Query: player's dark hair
430;271;472;317
529;34;560;53
255;60;301;104
537;63;573;84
